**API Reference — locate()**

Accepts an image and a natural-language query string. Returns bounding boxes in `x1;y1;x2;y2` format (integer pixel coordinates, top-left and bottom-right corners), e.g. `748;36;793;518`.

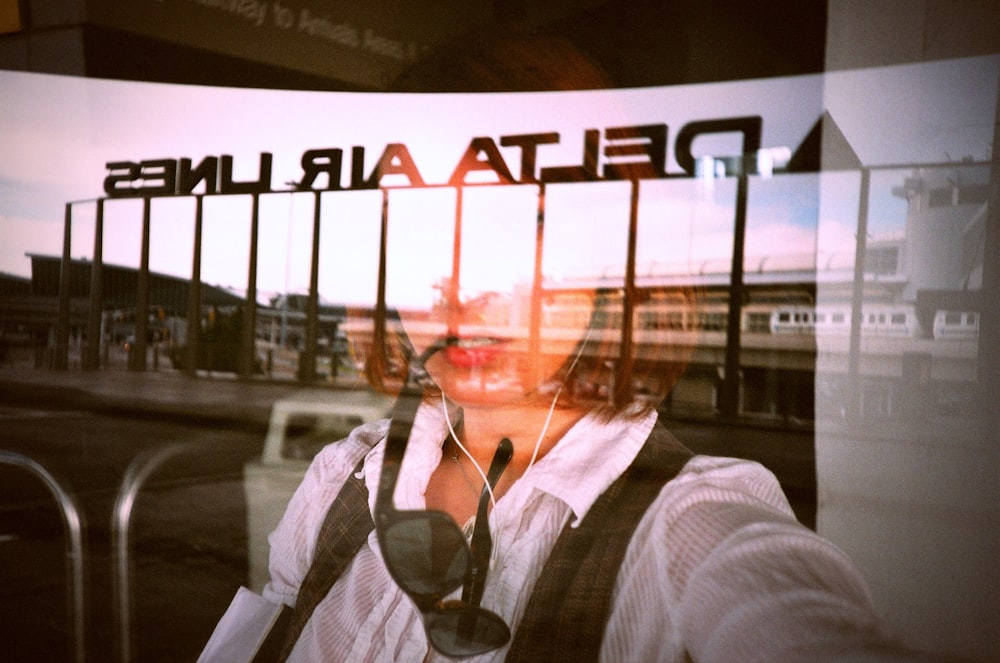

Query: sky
1;55;996;307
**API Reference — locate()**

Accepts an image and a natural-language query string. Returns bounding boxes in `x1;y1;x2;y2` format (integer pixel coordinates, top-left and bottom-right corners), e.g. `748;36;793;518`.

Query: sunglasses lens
425;602;512;657
383;515;468;598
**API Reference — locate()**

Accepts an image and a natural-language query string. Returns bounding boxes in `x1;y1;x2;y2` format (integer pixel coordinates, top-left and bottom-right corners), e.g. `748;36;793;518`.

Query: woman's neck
449;399;588;474
427;396;587;526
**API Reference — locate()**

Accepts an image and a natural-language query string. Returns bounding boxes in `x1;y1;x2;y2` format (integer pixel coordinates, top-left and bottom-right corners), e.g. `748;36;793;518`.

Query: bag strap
276;458;372;662
505;422;692;663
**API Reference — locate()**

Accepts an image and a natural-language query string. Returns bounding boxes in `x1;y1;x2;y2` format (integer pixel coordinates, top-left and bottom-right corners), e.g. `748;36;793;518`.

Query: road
0;405;265;663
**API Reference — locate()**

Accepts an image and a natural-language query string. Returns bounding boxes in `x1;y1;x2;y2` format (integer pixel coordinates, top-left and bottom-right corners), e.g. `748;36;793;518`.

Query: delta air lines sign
102;117;772;197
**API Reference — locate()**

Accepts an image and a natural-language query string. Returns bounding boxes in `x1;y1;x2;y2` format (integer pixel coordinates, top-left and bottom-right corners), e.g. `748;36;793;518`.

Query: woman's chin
435;376;529;408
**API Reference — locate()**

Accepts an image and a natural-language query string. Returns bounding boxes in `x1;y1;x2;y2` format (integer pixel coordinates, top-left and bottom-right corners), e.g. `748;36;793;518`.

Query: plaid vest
279;421;692;662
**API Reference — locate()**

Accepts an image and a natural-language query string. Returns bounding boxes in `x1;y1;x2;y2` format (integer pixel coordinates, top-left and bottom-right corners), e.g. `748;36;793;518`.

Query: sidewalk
0;365;330;430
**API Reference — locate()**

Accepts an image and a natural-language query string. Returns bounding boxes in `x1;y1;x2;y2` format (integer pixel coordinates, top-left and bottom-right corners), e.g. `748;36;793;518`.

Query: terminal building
2;1;993;426
0;161;986;423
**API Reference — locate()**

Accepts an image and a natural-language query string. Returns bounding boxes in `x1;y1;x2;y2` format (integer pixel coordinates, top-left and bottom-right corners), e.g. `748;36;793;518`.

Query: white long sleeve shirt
264;403;912;662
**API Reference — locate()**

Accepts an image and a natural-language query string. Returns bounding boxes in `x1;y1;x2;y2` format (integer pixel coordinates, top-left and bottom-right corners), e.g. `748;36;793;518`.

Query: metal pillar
719;170;750;418
847;168;871;420
84;200;104;370
185;196;204;376
129;199;151;371
239;194;260;378
298;192;321;382
55;203;73;370
614;178;640;408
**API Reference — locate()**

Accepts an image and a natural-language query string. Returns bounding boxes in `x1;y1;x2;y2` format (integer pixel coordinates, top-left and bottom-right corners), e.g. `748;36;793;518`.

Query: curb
0;379;275;431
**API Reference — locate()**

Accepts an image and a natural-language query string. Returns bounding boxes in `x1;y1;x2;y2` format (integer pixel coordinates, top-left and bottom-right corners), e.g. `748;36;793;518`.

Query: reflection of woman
259;32;924;663
262;263;921;661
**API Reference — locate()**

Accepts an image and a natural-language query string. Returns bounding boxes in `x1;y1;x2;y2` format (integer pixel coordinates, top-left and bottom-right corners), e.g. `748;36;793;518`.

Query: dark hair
546;288;697;420
391;30;613;93
354;31;696;416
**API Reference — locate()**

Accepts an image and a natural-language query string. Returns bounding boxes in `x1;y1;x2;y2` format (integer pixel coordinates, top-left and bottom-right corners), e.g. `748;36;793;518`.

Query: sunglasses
375;390;514;657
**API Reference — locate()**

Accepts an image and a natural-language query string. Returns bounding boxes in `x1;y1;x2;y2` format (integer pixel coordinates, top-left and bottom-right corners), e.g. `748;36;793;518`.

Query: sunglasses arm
463;438;513;605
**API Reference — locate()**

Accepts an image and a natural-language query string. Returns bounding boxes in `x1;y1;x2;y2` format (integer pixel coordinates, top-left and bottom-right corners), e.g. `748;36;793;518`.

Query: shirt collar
363;399;658;525
518;404;657;526
362;399;447;515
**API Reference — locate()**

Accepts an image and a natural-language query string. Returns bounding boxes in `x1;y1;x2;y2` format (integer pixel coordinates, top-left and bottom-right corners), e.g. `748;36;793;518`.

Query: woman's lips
442;337;508;368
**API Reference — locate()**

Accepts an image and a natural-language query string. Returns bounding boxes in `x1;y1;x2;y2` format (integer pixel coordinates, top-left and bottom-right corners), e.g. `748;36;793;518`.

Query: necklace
451;443;487;507
440;388;561;509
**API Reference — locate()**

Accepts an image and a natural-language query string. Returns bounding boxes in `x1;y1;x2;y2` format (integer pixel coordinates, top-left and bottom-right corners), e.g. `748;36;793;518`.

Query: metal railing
111;442;197;663
0;451;87;663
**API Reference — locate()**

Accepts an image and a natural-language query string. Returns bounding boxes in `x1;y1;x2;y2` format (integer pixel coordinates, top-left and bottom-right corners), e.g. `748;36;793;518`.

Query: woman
258;176;926;662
